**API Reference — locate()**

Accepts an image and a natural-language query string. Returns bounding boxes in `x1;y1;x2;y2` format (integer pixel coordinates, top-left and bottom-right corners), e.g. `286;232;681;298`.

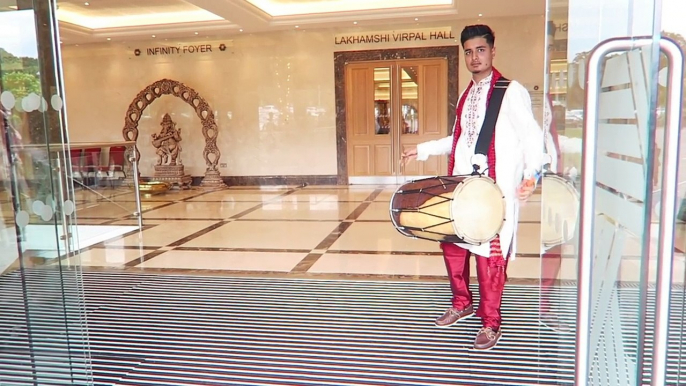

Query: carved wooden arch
123;78;225;187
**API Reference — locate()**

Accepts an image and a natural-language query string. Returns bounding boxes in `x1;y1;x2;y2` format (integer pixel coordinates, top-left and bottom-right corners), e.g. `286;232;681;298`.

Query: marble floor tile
142;201;258;219
181;220;340;250
75;201;137;219
374;188;397;202
136;250;307;272
241;201;359;221
356;201;391;221
63;247;149;268
519;201;543;223
288;189;377;202
515;223;543;255
105;220;220;247
76;201;168;219
186;190;285;202
329;222;439;253
309;253;446;276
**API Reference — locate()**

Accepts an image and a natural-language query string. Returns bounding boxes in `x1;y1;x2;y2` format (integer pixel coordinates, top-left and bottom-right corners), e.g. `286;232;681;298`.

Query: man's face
463;37;495;76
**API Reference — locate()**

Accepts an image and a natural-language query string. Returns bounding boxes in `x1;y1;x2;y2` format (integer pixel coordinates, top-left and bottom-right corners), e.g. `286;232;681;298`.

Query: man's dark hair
460;24;495;47
547;21;556;37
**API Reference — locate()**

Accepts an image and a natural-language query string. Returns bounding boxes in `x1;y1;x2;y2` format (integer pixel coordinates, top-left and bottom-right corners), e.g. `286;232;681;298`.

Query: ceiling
11;0;557;44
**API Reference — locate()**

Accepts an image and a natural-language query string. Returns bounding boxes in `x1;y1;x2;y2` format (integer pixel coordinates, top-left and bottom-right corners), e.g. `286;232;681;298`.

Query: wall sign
133;43;228;57
334;28;455;45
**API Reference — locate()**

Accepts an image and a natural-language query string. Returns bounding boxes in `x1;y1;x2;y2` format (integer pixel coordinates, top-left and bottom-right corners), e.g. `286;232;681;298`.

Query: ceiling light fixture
239;29;244;32
107;37;111;40
152;35;156;38
415;18;419;21
295;25;299;28
194;32;199;35
84;2;89;5
353;21;358;25
479;13;483;16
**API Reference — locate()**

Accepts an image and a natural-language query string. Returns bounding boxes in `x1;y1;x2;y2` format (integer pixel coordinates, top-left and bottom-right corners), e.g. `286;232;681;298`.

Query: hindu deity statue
151;113;183;166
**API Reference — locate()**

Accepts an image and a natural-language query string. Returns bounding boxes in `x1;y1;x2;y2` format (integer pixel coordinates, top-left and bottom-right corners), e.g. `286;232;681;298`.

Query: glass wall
541;0;686;384
0;1;92;384
0;0;676;384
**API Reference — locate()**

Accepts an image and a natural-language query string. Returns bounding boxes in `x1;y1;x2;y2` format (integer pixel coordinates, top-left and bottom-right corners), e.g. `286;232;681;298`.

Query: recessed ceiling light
295;25;299;28
353;21;358;25
152;35;156;38
415;18;419;21
478;13;483;16
107;37;111;40
239;29;244;32
84;2;89;5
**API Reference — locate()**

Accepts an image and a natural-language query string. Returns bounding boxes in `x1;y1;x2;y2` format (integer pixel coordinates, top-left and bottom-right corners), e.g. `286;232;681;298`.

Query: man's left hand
517;179;536;201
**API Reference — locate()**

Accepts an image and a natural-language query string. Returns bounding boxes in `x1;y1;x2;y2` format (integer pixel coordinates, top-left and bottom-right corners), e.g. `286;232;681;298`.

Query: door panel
374;145;393;175
351;145;371;175
347;66;374;136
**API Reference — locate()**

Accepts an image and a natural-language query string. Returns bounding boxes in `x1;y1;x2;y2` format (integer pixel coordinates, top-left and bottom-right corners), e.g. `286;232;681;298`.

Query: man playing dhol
402;24;543;350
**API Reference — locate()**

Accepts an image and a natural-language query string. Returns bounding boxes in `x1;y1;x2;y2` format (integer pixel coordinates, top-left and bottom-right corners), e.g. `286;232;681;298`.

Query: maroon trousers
540;244;563;314
440;242;509;330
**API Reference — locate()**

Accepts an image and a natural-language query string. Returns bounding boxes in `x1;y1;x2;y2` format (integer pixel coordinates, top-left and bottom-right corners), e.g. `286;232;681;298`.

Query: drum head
541;174;580;247
449;176;505;244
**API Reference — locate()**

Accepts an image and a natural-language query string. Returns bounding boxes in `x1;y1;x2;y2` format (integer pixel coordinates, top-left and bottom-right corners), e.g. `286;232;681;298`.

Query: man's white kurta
416;76;543;259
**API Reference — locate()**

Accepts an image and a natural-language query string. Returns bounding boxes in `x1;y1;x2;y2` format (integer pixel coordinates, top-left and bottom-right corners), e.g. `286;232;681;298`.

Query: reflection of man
543;21;582;175
402;25;543;351
261;112;278;131
539;21;581;333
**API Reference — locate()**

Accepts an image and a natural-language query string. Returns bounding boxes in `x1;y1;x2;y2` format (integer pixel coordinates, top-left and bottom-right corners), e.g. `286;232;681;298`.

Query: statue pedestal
153;165;192;190
200;170;227;188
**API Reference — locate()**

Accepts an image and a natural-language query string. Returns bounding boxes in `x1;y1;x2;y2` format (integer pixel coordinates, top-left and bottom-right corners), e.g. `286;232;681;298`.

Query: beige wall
61;15;546;178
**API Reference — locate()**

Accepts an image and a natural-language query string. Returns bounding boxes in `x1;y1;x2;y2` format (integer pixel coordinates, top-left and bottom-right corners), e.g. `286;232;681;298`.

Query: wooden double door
345;58;449;183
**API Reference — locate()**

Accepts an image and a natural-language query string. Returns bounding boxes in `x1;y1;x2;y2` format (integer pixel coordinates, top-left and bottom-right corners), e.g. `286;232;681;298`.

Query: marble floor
4;183;677;284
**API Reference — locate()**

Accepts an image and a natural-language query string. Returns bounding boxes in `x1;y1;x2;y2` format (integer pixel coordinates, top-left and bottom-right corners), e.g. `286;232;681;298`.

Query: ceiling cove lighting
244;0;452;17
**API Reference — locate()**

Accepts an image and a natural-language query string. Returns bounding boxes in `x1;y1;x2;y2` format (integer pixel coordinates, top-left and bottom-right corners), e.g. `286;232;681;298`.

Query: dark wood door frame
334;45;460;184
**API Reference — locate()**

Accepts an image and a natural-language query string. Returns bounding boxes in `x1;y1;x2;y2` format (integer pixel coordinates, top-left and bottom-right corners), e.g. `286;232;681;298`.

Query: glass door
345;59;448;184
541;0;685;384
0;1;92;384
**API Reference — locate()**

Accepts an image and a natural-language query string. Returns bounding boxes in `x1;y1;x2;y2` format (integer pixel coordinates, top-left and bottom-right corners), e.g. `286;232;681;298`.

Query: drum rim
449;175;506;244
540;173;581;246
389;186;417;239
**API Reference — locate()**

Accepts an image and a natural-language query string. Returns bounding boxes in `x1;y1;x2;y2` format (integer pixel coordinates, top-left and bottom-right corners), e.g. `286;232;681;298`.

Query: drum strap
474;78;511;158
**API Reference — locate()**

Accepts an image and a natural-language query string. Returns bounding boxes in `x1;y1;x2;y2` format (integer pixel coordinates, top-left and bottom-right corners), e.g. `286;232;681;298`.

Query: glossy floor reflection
31;184;685;283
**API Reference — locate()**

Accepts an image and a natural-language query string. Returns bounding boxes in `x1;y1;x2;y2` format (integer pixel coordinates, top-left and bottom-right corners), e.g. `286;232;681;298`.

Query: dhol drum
390;175;506;245
540;173;580;248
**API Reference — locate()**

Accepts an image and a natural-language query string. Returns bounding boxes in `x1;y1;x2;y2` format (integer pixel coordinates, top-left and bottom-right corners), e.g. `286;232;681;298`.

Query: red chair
107;146;127;187
83;148;101;187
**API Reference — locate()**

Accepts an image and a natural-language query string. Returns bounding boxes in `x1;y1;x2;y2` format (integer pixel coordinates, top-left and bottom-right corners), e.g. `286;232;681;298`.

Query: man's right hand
401;147;418;165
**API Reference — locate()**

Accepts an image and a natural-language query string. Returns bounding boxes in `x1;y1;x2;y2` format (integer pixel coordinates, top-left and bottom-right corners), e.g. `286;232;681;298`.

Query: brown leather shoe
473;327;502;351
434;305;474;327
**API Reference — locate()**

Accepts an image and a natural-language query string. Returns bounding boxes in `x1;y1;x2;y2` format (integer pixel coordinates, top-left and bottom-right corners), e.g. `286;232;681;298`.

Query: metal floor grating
0;270;684;386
